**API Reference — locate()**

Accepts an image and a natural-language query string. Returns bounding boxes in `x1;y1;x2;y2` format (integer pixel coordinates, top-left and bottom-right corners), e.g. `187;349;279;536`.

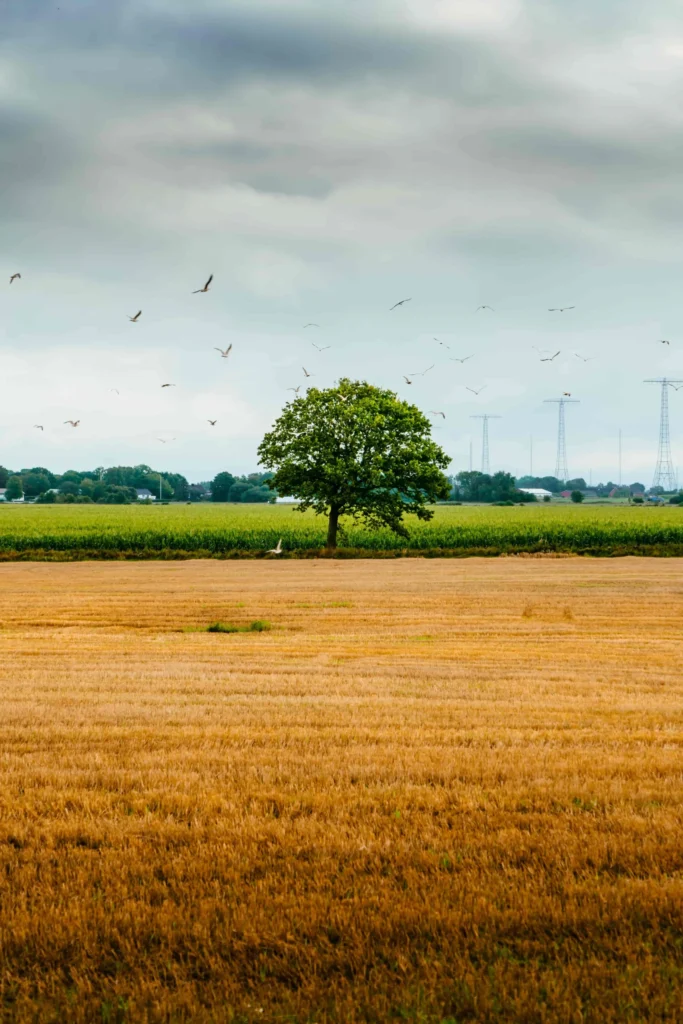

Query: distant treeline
0;465;276;504
445;473;651;504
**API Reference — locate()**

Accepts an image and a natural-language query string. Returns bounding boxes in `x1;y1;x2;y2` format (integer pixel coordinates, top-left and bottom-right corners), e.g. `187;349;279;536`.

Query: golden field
0;558;682;1023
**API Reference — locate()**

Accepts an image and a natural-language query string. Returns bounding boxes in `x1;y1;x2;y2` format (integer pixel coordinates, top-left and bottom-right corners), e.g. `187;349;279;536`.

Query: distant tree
188;484;207;502
22;472;51;498
5;475;23;501
58;480;80;496
570;490;584;503
629;482;646;495
516;475;563;493
0;466;11;488
35;490;56;504
565;478;587;491
452;471;536;503
258;378;450;550
210;472;236;502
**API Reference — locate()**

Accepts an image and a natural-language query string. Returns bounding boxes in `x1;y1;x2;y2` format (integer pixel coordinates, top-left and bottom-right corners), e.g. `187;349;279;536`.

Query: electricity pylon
544;397;579;481
470;415;501;474
644;378;683;490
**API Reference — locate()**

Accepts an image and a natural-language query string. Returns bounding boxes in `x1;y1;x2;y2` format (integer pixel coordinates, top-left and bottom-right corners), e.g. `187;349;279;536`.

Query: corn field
1;502;683;557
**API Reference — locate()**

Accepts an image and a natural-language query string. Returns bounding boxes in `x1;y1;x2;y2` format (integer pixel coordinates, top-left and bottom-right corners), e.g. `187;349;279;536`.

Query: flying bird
466;386;486;396
287;386;301;395
450;355;473;363
312;342;330;352
409;364;434;376
302;367;312;378
563;392;572;397
161;383;176;388
64;420;80;427
128;310;142;322
434;338;449;348
34;424;44;431
429;410;446;419
403;376;413;385
214;345;232;358
540;351;561;362
193;274;213;294
548;306;575;312
207;419;217;426
303;323;320;328
9;273;21;284
157;438;176;443
476;305;494;312
574;353;595;362
390;298;411;310
660;339;671;345
267;538;283;555
109;388;120;395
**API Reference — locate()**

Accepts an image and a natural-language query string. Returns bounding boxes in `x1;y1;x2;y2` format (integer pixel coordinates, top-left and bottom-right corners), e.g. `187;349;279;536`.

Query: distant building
0;489;6;502
136;489;156;501
275;496;297;503
519;488;553;500
560;490;572;498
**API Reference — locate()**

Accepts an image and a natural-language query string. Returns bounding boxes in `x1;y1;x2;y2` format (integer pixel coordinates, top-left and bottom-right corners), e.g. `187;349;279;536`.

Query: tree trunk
327;505;340;551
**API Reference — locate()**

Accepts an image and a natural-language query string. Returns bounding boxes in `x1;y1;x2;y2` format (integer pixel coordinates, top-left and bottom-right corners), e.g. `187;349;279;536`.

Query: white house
136;488;156;501
519;487;553;500
0;488;6;502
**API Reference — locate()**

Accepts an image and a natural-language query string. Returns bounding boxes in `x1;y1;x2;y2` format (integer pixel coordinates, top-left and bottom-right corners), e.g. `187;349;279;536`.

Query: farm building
136;489;156;501
518;487;553;500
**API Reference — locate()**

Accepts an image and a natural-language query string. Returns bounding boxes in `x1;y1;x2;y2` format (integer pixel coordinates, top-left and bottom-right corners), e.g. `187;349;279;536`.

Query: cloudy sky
3;0;683;484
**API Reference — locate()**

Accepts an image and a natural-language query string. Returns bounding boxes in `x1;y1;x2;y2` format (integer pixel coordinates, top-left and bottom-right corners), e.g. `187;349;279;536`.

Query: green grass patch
206;620;271;634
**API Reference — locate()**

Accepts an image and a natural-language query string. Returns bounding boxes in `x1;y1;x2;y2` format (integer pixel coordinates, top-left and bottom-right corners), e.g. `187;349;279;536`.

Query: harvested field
0;558;682;1023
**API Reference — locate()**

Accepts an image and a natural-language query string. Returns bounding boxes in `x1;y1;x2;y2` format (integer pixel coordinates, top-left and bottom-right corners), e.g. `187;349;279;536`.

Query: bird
540;351;561;362
207;419;217;426
109;388;120;395
403;376;413;385
574;353;595;362
193;274;213;293
287;386;301;395
434;338;449;348
548;306;575;312
429;411;446;418
659;339;671;345
157;437;176;443
450;355;473;363
476;305;494;312
390;298;411;310
33;424;44;431
563;392;572;397
312;342;330;352
161;383;176;388
302;367;312;378
409;364;434;376
64;420;80;427
267;538;283;555
303;323;320;328
466;386;486;396
9;273;21;284
214;345;232;358
128;310;142;322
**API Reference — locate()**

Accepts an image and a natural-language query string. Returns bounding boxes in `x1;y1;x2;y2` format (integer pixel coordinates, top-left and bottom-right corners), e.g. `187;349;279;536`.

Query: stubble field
1;558;682;1022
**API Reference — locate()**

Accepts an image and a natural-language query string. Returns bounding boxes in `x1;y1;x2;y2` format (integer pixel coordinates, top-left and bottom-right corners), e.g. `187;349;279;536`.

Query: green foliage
258;378;450;548
211;471;274;503
210;472;235;502
0;466;11;489
5;475;23;501
571;490;585;503
207;619;271;633
451;471;536;503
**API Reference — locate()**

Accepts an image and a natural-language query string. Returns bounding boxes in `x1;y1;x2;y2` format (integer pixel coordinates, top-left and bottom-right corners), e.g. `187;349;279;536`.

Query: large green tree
5;475;23;501
258;378;450;550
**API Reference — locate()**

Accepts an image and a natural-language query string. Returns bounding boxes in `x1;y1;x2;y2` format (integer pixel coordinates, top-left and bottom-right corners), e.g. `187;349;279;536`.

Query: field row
1;502;683;557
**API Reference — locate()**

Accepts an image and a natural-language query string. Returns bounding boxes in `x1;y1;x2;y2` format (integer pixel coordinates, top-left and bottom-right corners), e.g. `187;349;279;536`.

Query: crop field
1;558;681;1023
2;501;683;558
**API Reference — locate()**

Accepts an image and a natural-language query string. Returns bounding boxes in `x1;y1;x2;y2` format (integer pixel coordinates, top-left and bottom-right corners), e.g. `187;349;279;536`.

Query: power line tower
470;415;501;474
644;378;683;490
544;397;579;480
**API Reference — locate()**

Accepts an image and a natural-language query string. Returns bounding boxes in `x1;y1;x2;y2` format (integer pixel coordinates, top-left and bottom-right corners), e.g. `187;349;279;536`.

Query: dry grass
0;558;682;1023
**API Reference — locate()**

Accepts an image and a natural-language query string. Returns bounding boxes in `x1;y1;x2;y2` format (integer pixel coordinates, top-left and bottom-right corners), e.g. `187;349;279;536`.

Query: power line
470;415;501;475
644;378;683;490
544;398;579;480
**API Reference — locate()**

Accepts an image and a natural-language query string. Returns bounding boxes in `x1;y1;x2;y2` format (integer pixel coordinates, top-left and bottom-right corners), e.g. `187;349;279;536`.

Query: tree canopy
258;378;450;549
450;471;536;503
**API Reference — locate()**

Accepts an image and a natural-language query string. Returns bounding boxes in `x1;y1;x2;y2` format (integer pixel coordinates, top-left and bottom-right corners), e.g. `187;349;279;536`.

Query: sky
3;0;683;484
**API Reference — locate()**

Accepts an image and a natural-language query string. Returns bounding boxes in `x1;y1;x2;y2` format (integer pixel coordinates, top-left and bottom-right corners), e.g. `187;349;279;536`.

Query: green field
0;502;683;557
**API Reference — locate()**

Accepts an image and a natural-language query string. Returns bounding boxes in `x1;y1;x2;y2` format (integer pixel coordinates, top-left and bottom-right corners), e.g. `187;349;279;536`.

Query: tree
0;467;11;488
451;471;535;503
210;472;236;502
570;490;584;503
5;475;23;501
22;472;52;498
258;378;451;550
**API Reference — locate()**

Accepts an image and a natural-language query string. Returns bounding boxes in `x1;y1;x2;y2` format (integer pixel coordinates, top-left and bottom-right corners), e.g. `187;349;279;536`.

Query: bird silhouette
466;386;486;395
574;353;595;362
267;538;283;555
548;306;575;312
390;298;411;310
303;323;320;328
434;338;450;348
302;367;312;378
541;351;561;362
563;392;572;397
429;410;446;418
128;310;142;322
409;364;434;377
9;273;21;284
207;419;217;426
287;386;301;394
476;305;494;311
193;274;213;294
450;355;473;363
403;376;413;385
34;424;44;430
109;388;120;395
312;342;330;352
660;339;671;345
157;437;176;443
214;345;232;358
161;383;176;388
64;420;80;427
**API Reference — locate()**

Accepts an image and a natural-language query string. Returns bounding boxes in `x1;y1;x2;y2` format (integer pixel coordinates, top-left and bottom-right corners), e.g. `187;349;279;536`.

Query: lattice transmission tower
644;378;683;490
470;415;501;474
544;397;579;481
